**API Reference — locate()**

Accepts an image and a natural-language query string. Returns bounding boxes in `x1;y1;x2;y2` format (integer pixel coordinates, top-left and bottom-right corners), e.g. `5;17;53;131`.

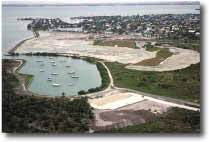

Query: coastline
10;54;111;98
7;36;35;55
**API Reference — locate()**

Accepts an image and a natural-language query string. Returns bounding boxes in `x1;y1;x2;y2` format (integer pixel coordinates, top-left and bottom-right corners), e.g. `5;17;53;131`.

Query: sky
2;0;199;4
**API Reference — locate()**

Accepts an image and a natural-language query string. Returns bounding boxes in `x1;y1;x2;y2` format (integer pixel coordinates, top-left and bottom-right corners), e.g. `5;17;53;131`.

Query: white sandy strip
90;93;145;110
90;92;200;111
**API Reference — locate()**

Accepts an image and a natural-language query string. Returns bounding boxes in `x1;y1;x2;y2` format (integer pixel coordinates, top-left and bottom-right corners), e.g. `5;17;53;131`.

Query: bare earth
15;31;156;64
88;88;199;131
15;31;200;71
13;31;200;131
126;45;200;71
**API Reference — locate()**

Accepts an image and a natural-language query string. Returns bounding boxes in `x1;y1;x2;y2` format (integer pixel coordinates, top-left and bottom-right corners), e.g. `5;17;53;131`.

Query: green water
7;55;102;96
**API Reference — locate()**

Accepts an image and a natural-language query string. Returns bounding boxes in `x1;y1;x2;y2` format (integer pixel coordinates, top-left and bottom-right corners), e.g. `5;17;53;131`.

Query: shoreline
10;55;111;99
10;31;200;72
8;36;35;55
5;31;200;109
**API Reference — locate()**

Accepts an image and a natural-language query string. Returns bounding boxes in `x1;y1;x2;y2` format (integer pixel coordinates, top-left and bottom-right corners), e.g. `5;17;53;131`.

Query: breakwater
8;36;34;55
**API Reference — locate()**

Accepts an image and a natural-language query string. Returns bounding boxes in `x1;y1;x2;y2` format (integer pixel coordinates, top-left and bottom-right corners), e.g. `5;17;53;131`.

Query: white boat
51;61;55;63
52;64;56;66
49;57;53;59
68;71;75;74
40;70;44;72
51;73;58;75
52;83;60;87
71;76;79;78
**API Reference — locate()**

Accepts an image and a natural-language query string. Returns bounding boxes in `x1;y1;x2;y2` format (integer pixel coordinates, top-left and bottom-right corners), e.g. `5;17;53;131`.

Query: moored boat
71;76;79;78
52;83;60;87
68;71;75;74
51;73;58;75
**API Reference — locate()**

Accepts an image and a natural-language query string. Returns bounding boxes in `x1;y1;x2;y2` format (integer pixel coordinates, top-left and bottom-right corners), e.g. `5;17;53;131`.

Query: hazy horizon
2;0;200;5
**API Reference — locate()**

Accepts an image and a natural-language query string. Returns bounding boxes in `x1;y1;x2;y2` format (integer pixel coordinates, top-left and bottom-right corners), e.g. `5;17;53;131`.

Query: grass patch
146;47;160;52
155;39;200;52
105;62;200;103
93;39;135;48
20;74;34;88
100;107;200;133
135;48;173;66
14;59;34;88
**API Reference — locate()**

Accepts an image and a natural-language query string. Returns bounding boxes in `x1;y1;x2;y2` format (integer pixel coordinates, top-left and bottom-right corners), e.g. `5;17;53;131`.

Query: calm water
6;55;102;96
2;5;200;53
2;4;200;96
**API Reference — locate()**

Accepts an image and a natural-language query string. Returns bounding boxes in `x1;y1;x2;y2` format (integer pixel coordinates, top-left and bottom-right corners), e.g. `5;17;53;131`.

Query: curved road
88;61;200;111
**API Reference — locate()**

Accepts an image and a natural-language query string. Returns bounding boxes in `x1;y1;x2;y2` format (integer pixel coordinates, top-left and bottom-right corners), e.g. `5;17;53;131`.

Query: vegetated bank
155;39;200;52
93;39;136;48
10;53;110;96
105;62;200;103
15;59;34;89
135;48;173;66
98;107;200;133
78;57;110;95
2;59;94;133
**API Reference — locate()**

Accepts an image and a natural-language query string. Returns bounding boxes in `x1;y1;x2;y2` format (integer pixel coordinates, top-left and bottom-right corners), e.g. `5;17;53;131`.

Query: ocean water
2;4;200;96
2;5;200;53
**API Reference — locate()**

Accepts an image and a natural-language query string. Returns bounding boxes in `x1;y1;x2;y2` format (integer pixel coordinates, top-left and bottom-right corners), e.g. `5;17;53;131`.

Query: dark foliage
2;60;94;133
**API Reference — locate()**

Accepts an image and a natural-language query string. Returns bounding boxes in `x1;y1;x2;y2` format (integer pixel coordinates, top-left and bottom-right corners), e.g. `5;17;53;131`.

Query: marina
5;55;102;96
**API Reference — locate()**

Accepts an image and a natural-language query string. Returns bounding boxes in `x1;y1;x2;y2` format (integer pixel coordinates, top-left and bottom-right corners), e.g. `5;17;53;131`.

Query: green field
105;62;200;103
135;48;173;66
93;39;135;48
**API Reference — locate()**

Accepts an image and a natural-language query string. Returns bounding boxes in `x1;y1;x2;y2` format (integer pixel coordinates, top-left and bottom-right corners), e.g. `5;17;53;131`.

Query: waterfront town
22;14;200;40
3;4;200;133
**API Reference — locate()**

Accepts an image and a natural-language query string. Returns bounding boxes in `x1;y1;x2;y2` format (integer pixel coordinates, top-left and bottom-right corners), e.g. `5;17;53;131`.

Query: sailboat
52;83;60;87
51;73;58;75
68;70;75;74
